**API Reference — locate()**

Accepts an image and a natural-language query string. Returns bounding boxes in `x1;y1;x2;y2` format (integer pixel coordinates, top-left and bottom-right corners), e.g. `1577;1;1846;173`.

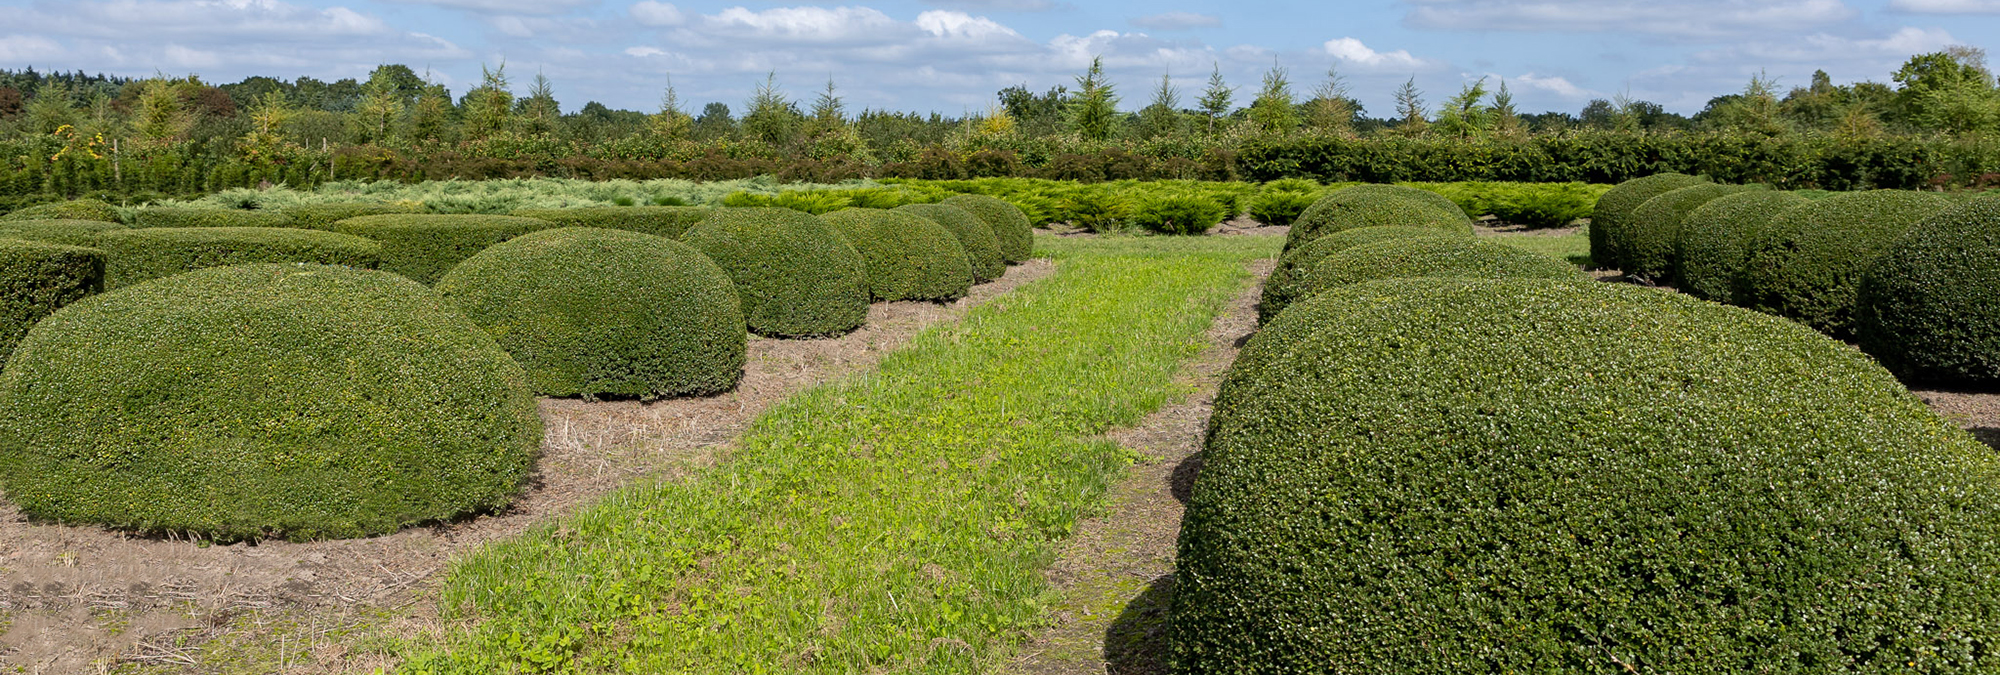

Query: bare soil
0;260;1054;674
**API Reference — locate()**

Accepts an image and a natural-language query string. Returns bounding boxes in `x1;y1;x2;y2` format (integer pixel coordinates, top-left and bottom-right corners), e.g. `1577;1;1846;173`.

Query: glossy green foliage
329;214;550;284
1673;191;1812;303
1740;189;1955;336
681;208;869;338
1589;173;1705;271
941;193;1033;263
1294;237;1581;301
93;227;380;288
0;239;101;366
1618;183;1758;284
820;208;973;303
895;203;1004;282
1284;184;1472;253
1257;225;1470;323
1857;197;2000;384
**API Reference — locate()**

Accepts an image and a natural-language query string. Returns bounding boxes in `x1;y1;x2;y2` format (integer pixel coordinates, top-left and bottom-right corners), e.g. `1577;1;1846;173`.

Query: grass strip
404;234;1271;674
1483;229;1591;268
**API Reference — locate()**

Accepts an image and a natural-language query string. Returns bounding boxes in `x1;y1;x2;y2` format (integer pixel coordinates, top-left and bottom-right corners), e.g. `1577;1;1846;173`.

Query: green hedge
681;208;869;338
0;199;121;224
93;227;381;289
1857;197;2000;385
1173;278;2000;673
1740;189;1956;336
284;202;422;230
0;239;102;367
1617;183;1758;284
820;208;973;302
1258;226;1470;324
1131;194;1229;235
1284;184;1472;253
0;219;128;246
438;227;746;399
330;214;549;285
894;203;1004;282
1294;237;1581;301
1589;173;1705;271
0;264;541;541
1673;191;1812;303
941;193;1033;263
509;206;713;240
128;208;296;229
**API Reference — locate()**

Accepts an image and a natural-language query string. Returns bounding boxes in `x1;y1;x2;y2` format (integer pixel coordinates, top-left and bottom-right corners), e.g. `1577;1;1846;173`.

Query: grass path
403;234;1276;674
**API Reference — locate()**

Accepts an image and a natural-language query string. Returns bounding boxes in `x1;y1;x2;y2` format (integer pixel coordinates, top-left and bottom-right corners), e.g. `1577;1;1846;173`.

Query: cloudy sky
2;0;1997;118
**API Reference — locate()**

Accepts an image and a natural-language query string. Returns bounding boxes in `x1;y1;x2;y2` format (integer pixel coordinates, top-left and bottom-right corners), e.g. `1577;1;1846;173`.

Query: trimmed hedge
820;208;973;302
1616;183;1756;284
329;214;549;285
0;240;102;367
1292;237;1581;302
681;208;870;338
1856;197;2000;385
1174;278;2000;673
92;227;381;289
941;194;1033;263
895;203;1004;282
0;199;121;224
0;264;542;541
509;206;712;240
1589;173;1705;271
284;202;422;230
438;227;746;399
1283;184;1472;253
1673;190;1812;303
1740;189;1955;336
128;208;296;229
1257;225;1469;324
0;219;127;246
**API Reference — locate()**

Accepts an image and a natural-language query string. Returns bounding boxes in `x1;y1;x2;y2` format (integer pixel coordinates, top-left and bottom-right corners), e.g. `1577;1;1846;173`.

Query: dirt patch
1004;258;1270;675
0;260;1054;674
1475;219;1583;237
1913;387;2000;450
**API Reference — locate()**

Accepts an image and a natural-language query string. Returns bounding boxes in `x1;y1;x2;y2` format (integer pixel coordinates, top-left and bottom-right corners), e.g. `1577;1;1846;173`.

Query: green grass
1482;228;1591;268
402;234;1275;673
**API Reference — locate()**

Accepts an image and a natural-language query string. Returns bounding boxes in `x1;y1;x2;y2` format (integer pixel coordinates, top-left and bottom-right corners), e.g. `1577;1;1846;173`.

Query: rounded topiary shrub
510;206;713;240
1173;278;2000;674
438;227;746;399
1257;226;1470;324
1616;183;1756;284
330;214;550;284
895;203;1004;282
1673;190;1812;303
1740;189;1955;336
1589;173;1706;271
941;194;1033;263
0;239;102;367
1856;197;2000;385
820;208;973;303
93;227;381;289
1283;184;1472;253
0;264;542;541
284;202;422;230
129;208;295;229
0;199;121;224
681;208;869;338
1281;237;1580;314
0;219;128;247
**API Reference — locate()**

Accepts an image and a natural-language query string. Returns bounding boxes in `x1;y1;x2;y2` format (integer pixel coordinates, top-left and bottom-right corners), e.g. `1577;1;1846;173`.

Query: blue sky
3;0;1998;117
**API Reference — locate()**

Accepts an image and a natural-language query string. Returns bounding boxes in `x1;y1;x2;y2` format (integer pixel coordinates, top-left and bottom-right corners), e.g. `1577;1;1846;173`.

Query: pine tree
465;63;514;139
131;78;191;143
810;77;846;128
1137;71;1184;139
409;81;453;142
743;71;802;147
1491;80;1526;138
1434;77;1492;140
1067;56;1120;141
1197;62;1235;135
518;71;560;136
22;79;75;135
1393;76;1429;136
1304;65;1353;135
649;74;692;139
1248;62;1298;135
353;72;405;144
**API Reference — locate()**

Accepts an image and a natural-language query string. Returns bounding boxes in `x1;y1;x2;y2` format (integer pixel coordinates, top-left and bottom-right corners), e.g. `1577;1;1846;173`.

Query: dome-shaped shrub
1740;189;1954;336
1173;278;2000;674
129;208;295;229
681;208;869;338
510;206;712;240
0;240;102;367
1589;173;1706;271
438;227;746;399
1673;190;1811;303
941;194;1033;263
1283;184;1472;253
1616;183;1757;284
895;203;1003;282
820;208;973;302
1257;226;1469;324
284;202;421;230
1856;197;2000;385
94;227;381;289
0;199;121;224
0;264;541;541
0;219;127;246
330;214;550;284
1280;237;1579;314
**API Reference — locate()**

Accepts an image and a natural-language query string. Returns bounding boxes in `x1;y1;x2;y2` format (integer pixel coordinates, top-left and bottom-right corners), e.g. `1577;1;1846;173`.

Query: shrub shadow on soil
1104;573;1176;675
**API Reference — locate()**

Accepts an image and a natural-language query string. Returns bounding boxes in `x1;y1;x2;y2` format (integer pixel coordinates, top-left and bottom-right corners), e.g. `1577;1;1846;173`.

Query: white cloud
10;0;468;79
625;46;667;57
917;0;1058;11
697;6;903;43
1890;0;2000;12
0;35;67;62
1403;0;1857;39
372;0;597;15
1323;37;1431;69
1510;72;1592;98
915;10;1023;41
1129;12;1223;30
629;1;686;27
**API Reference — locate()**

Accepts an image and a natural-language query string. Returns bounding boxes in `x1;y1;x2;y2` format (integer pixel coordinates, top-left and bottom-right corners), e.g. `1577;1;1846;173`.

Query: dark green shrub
1257;226;1469;323
1284;184;1472;253
1246;191;1319;227
681;208;869;338
0;240;102;367
1740;189;1955;336
1288;237;1580;307
1058;190;1131;232
93;227;381;289
1673;191;1812;303
1857;197;2000;384
0;199;121;224
1617;183;1758;284
1131;195;1227;235
438;227;746;399
0;219;127;246
284;202;422;230
1174;278;2000;674
510;206;712;240
0;264;541;541
895;203;1003;282
129;208;295;229
329;214;549;285
942;194;1033;263
820;208;973;302
1589;173;1706;271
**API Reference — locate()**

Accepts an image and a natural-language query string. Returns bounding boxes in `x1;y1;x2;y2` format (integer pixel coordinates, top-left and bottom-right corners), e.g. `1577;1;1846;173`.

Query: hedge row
509;206;712;239
681;207;870;338
0;240;102;367
1857;197;2000;384
821;208;973;303
94;227;381;289
329;214;549;285
1283;184;1472;253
